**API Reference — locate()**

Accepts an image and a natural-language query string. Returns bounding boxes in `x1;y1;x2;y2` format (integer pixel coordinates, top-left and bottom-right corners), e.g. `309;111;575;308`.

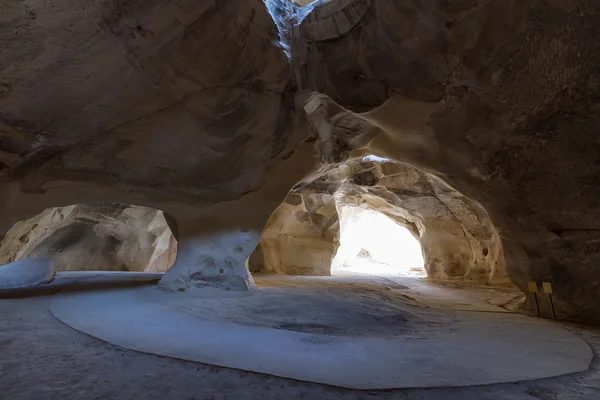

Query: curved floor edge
50;286;592;390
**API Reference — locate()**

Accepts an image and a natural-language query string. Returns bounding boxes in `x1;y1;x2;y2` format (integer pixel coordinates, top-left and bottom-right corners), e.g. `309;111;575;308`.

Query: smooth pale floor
2;294;600;400
49;275;592;389
0;270;163;297
0;257;56;289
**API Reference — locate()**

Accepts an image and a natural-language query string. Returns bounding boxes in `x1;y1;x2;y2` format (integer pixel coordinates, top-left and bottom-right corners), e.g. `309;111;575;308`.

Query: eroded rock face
0;0;294;224
0;204;176;272
297;0;600;320
0;0;311;293
248;190;338;276
251;157;508;285
0;1;599;320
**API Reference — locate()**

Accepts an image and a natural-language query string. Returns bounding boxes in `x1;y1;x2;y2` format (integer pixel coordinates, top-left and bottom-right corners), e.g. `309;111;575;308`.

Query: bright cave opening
249;155;511;287
331;206;425;277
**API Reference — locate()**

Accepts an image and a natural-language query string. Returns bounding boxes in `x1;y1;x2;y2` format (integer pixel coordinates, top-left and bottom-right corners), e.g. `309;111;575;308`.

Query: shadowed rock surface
0;204;177;272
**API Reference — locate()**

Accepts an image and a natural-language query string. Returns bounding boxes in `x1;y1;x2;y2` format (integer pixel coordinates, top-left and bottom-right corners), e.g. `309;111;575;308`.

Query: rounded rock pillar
158;227;259;292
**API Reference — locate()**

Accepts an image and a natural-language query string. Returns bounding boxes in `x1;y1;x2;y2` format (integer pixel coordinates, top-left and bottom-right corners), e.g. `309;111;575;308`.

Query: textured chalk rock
0;205;77;266
300;0;371;41
159;230;257;292
0;0;599;321
0;0;309;295
0;258;56;289
251;157;507;285
249;191;338;276
0;205;177;272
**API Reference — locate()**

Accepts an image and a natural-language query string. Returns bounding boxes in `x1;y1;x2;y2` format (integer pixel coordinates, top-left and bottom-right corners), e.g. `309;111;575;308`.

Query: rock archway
249;156;508;285
0;0;598;322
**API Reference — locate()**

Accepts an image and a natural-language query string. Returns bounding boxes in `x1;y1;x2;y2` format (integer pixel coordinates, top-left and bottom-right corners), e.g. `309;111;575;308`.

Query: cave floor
0;275;598;398
136;274;523;339
43;275;592;389
0;270;163;298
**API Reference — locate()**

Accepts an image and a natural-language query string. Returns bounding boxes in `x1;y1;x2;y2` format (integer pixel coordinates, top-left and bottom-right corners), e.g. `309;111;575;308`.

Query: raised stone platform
0;258;56;289
0;271;162;298
50;277;592;389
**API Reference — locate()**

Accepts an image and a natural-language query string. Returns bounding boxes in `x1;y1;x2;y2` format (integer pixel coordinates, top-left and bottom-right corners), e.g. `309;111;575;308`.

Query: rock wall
0;0;309;292
248;191;338;276
0;204;177;272
296;0;600;321
251;157;508;285
0;0;599;320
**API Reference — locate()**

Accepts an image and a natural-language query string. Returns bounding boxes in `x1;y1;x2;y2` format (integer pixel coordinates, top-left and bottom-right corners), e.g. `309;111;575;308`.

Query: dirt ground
1;279;599;399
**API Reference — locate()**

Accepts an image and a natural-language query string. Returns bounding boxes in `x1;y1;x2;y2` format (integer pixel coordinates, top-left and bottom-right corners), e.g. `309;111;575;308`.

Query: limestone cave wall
0;204;177;272
248;190;339;276
0;0;598;320
251;158;508;285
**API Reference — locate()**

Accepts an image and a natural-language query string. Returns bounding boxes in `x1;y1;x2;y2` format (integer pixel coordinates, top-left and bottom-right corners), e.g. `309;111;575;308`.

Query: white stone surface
51;285;592;389
0;258;56;289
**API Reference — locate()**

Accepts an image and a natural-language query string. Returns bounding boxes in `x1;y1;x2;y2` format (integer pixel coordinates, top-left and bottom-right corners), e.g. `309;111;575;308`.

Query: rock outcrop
0;1;599;321
250;157;508;285
0;204;176;272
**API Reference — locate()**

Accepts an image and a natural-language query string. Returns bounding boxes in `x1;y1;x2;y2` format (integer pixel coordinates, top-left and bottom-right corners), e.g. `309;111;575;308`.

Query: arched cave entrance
0;203;177;273
249;155;512;287
331;206;425;277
